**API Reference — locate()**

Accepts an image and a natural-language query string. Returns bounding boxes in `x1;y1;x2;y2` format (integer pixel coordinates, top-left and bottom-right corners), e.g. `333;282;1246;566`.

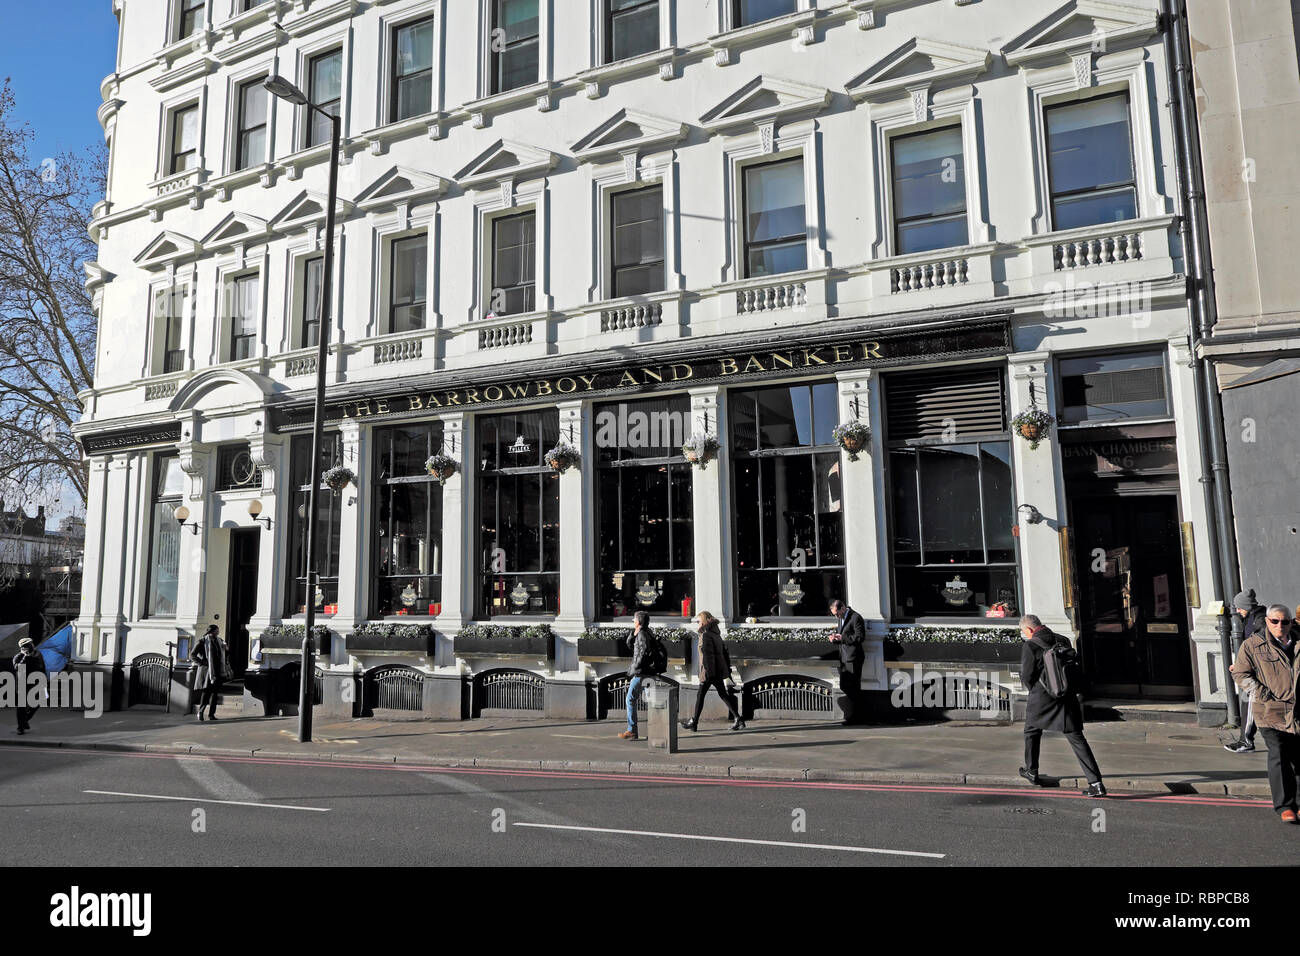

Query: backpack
1038;640;1077;699
646;632;668;675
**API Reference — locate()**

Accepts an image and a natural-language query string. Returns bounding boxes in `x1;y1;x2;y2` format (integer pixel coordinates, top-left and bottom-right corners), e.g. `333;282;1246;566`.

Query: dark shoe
680;719;697;731
208;714;218;721
15;728;26;735
1224;739;1255;754
731;718;746;731
197;713;205;722
1018;766;1042;786
1281;809;1299;824
1082;781;1108;798
617;730;638;740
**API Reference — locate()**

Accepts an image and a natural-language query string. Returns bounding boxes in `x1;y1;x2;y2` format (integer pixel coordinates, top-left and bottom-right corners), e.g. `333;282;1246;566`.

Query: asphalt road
0;747;1292;867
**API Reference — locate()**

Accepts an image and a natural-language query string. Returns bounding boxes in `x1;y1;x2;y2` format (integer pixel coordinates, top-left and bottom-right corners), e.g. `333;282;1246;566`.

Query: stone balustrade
1054;231;1142;269
600;303;662;332
891;257;969;293
736;281;807;314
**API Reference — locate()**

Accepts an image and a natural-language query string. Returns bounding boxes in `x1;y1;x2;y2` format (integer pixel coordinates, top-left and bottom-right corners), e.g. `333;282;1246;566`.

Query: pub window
1045;93;1137;231
389;235;427;333
234;77;268;171
168;103;200;176
611;185;664;298
743;158;806;278
595;396;693;619
884;366;1019;620
374;424;445;616
730;381;844;618
732;0;797;28
391;18;433;123
606;0;658;63
491;211;536;316
492;0;540;95
891;126;968;255
301;255;324;349
176;0;204;40
286;433;343;616
1058;352;1169;425
145;455;186;618
306;48;342;148
153;285;188;374
477;409;560;617
215;443;259;492
228;273;258;361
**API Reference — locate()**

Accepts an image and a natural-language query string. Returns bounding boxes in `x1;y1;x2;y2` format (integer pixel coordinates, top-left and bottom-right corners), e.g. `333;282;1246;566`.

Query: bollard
645;679;679;753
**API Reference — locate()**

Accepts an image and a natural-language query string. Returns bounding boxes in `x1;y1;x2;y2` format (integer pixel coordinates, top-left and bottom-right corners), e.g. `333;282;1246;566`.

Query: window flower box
347;622;436;655
724;627;840;661
258;624;332;655
892;626;1023;664
455;623;555;658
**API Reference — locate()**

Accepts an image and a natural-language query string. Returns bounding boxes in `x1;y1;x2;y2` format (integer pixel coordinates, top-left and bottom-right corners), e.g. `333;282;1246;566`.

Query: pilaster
554;399;591;670
688;386;729;622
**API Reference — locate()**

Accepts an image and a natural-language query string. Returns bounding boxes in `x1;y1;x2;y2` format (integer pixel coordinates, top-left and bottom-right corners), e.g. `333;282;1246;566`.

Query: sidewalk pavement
0;708;1273;797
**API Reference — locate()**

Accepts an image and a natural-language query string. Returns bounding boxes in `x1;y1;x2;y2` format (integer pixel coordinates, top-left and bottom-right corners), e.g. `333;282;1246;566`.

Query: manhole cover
1004;807;1054;814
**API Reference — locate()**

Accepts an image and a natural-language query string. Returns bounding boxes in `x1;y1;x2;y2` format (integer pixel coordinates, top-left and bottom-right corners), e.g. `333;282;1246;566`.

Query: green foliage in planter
579;625;693;643
725;626;836;643
351;622;435;642
260;623;330;642
891;625;1021;645
457;623;554;642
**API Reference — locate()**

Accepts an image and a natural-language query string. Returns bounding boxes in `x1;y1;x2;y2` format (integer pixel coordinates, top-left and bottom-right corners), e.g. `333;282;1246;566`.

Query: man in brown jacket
1231;604;1300;823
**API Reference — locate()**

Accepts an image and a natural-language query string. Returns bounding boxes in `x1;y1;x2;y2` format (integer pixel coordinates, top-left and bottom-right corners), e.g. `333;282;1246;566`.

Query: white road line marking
84;790;330;812
513;822;944;858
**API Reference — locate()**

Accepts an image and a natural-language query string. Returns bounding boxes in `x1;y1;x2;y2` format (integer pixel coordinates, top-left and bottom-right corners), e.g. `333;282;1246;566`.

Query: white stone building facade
76;0;1233;724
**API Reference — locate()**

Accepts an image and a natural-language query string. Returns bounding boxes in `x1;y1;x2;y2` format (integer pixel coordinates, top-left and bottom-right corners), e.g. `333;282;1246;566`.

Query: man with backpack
618;611;667;741
1017;614;1106;797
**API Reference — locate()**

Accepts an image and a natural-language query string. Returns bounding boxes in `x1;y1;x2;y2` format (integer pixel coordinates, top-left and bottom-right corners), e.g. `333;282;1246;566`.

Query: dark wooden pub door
1072;495;1193;698
225;529;261;679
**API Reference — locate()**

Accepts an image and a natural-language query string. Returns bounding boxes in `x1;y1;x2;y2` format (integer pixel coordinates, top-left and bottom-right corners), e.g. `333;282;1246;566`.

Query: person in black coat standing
1019;614;1106;797
681;610;744;732
829;600;866;725
12;637;46;735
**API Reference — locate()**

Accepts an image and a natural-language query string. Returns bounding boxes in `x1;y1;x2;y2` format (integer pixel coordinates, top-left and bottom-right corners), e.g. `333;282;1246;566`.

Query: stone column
334;420;366;630
1008;351;1070;632
553;400;591;669
175;442;211;632
246;433;285;639
688;386;728;623
76;457;110;662
93;454;136;667
436;411;469;662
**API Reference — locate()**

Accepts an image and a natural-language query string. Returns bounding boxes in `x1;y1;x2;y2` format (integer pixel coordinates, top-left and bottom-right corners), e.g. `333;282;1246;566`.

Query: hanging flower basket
425;453;459;485
681;431;720;469
1010;407;1056;451
544;440;580;474
322;465;356;494
832;420;872;461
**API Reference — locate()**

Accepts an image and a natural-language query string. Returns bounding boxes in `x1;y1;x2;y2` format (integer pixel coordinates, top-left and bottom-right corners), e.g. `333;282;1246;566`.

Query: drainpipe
1161;0;1240;724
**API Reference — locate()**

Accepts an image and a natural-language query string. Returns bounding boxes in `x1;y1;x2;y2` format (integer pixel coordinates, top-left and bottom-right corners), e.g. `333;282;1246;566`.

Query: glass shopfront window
477;409;560;617
146;455;186;618
594;396;693;619
285;433;343;616
374;424;445;617
884;367;1019;619
730;381;845;618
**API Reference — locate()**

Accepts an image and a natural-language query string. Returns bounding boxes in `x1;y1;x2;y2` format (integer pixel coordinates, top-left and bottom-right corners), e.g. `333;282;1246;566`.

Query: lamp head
264;74;309;105
247;499;263;518
174;505;191;525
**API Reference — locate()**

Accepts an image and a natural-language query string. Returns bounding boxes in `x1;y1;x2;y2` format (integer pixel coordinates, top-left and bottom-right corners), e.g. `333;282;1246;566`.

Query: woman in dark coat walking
1019;614;1105;796
191;624;232;721
681;611;744;732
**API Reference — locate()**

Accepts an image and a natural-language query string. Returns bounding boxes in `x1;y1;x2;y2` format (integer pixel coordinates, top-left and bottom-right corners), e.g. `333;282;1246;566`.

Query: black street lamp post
264;74;340;743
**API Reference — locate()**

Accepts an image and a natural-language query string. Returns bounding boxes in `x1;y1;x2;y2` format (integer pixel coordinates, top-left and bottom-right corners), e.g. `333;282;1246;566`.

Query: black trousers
839;661;863;723
692;677;740;723
1024;728;1103;785
1258;727;1300;813
197;686;219;718
16;706;37;732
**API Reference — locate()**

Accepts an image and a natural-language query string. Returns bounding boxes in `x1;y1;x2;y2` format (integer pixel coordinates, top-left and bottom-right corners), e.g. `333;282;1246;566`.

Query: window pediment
1002;0;1157;68
455;139;558;191
847;37;992;102
201;212;271;251
355;166;450;212
134;231;200;270
700;75;830;135
571;109;687;165
269;189;355;233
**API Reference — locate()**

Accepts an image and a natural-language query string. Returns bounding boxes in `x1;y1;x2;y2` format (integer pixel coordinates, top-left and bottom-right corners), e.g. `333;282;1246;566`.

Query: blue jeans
626;676;647;734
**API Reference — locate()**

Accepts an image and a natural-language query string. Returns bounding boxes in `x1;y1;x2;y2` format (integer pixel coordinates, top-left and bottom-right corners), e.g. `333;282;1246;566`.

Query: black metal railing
366;665;424;713
598;674;678;719
746;675;834;717
475;669;545;715
129;654;170;707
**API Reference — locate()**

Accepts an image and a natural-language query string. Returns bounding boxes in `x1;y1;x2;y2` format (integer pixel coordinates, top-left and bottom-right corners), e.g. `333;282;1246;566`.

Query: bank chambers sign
273;318;1010;430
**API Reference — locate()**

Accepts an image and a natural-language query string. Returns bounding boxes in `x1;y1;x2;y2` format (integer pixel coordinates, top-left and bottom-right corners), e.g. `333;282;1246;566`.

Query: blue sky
0;1;119;161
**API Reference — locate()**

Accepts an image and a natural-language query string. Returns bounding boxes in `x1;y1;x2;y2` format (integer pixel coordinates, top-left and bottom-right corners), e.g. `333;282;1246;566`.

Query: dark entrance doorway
225;529;260;678
1071;495;1192;698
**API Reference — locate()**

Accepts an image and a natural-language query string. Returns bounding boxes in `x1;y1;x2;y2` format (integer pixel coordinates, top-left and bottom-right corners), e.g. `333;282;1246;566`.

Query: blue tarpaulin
38;624;74;673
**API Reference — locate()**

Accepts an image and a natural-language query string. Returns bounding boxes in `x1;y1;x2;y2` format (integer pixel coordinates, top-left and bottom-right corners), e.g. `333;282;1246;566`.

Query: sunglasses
1267;617;1292;625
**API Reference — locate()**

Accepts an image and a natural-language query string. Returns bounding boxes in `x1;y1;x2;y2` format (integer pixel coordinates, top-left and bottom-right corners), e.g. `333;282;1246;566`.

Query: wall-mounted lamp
248;499;272;529
1017;504;1045;525
174;504;199;535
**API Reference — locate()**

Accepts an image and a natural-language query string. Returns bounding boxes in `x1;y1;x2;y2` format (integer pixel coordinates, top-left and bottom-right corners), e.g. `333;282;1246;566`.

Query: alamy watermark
889;665;1007;719
1;667;105;718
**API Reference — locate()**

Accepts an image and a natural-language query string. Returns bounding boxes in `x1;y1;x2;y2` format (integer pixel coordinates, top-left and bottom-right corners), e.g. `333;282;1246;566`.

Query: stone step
1084;699;1199;725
